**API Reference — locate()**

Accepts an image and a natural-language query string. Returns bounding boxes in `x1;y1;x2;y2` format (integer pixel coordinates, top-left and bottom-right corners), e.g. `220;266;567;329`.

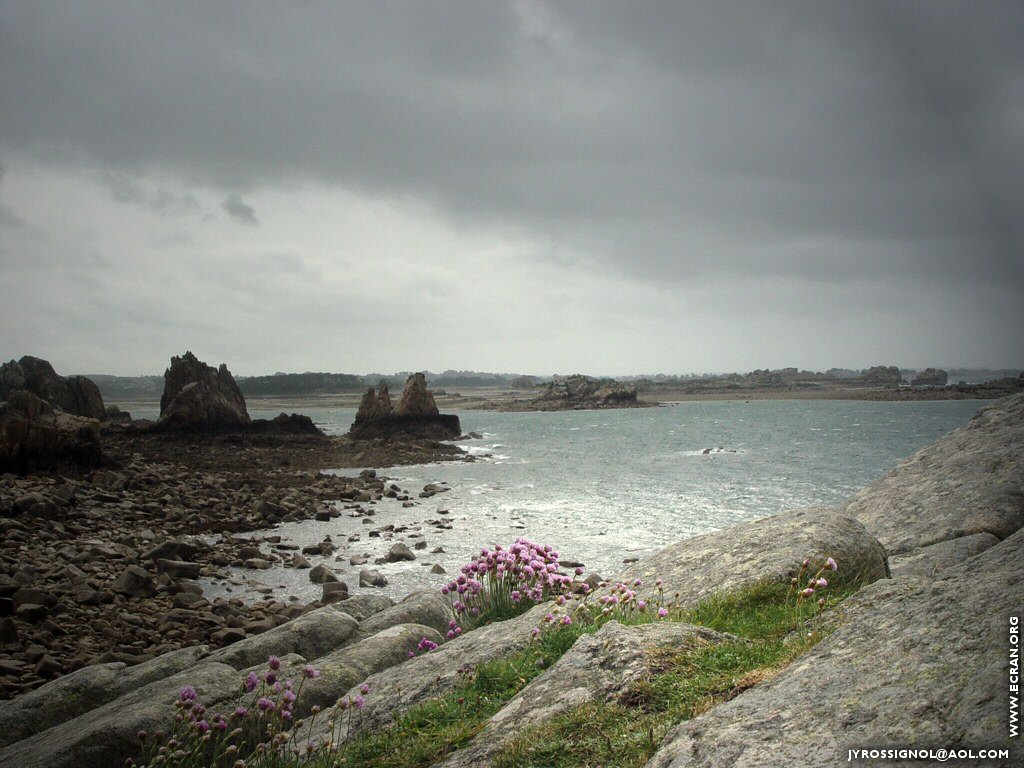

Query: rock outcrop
645;528;1023;767
155;351;250;431
395;373;438;416
349;373;460;440
0;357;106;420
854;364;903;386
0;595;457;768
612;507;889;608
358;380;394;420
534;374;642;409
910;367;948;386
0;390;103;473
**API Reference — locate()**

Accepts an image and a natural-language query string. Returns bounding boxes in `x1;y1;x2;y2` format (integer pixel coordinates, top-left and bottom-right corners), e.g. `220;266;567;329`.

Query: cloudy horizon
2;1;1022;377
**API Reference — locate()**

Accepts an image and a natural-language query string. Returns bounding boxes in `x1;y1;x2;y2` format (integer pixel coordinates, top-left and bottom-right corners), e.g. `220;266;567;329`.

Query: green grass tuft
490;579;860;768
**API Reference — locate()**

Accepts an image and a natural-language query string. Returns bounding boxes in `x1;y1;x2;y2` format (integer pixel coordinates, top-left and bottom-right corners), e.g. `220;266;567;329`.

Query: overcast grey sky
1;1;1021;376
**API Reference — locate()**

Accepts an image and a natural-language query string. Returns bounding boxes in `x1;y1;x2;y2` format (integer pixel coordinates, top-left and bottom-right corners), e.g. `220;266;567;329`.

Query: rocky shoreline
1;387;1021;767
0;428;466;701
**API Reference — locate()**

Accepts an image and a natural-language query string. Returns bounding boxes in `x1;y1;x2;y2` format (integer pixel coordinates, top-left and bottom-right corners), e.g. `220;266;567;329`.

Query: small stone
321;581;349;604
111;565;156;598
34;654;63;678
15;603;49;623
309;564;339;584
386;543;416;562
211;627;246;644
359;569;388;588
0;617;19;643
155;559;201;579
244;618;276;635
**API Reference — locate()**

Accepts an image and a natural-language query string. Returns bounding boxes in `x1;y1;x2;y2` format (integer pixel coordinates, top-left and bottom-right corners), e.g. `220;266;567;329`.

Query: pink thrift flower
658;607;669;618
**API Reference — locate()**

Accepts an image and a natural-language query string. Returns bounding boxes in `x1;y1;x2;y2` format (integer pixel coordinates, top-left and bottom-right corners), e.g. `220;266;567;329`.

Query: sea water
202;398;984;604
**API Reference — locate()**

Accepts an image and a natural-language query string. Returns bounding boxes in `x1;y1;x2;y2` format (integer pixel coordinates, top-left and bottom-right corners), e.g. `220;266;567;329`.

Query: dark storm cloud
97;172;201;214
1;1;1021;290
220;193;258;225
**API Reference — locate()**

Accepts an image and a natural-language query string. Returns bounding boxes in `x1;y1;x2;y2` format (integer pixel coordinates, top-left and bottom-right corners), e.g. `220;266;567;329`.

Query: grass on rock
306;580;856;768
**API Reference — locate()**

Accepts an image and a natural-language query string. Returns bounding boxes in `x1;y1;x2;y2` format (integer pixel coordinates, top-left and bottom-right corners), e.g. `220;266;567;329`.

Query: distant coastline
103;382;1019;420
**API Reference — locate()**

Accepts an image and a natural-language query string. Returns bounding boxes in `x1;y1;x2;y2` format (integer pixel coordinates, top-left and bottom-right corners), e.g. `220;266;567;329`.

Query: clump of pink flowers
131;655;369;767
788;555;839;629
441;538;580;632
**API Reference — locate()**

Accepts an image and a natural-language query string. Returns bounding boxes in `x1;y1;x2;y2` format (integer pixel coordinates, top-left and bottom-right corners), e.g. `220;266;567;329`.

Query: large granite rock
911;367;948;386
203;604;359;669
156;351;250;431
353;591;451;641
0;645;209;748
888;532;1000;577
843;392;1024;556
349;373;460;440
0;661;240;768
0;356;106;419
303;603;554;746
0;389;103;473
439;621;730;768
614;507;889;609
535;374;640;409
645;527;1023;768
855;365;904;386
291;623;445;720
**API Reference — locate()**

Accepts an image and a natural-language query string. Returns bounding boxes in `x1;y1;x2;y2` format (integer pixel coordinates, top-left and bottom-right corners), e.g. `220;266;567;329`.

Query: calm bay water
200;399;984;604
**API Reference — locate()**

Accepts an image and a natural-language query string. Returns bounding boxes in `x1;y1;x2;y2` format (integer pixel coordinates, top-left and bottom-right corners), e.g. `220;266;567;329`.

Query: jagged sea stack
0;356;106;473
349;373;460;440
0;356;106;419
155;351;251;431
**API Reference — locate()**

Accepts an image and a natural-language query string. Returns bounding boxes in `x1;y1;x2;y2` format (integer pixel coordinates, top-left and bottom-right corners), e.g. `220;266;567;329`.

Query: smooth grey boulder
290;623;444;721
0;661;239;768
354;590;451;641
843;392;1024;555
439;621;729;768
889;532;1000;577
613;507;889;609
644;527;1024;768
334;594;395;622
0;645;209;748
204;605;359;669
